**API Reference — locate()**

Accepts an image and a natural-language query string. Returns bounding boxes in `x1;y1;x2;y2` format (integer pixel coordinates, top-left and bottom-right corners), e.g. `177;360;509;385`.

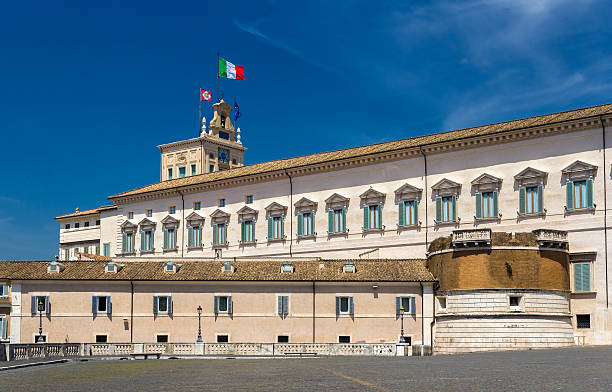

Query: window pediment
237;205;259;222
394;183;422;202
138;217;157;229
265;202;287;218
210;209;230;224
359;188;386;207
471;173;502;192
325;193;350;210
120;220;138;232
160;215;180;227
432;178;461;197
562;160;597;180
294;197;318;214
514;167;548;186
185;212;205;222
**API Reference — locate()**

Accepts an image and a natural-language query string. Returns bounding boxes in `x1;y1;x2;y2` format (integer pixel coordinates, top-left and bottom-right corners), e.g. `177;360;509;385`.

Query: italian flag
218;57;245;80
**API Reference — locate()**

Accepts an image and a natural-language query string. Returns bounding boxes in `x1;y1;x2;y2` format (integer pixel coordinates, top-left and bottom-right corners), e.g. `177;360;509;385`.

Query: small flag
219;57;245;80
201;90;212;101
234;99;241;122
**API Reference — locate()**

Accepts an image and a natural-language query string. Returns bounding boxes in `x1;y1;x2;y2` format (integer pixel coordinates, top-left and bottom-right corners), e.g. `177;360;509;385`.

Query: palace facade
6;101;612;352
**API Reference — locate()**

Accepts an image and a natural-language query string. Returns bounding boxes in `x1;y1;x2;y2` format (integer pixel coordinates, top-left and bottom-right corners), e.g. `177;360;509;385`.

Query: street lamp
36;297;45;343
196;306;203;343
399;306;407;343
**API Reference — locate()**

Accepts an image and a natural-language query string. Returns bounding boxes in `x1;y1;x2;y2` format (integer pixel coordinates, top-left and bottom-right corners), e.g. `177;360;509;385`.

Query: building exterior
31;101;612;350
56;205;116;260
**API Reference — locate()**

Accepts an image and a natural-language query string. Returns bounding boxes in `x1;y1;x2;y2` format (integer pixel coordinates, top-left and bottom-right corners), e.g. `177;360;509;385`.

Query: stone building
44;101;612;350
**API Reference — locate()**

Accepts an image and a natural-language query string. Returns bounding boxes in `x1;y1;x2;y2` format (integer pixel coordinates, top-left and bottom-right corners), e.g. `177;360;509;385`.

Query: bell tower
158;99;247;181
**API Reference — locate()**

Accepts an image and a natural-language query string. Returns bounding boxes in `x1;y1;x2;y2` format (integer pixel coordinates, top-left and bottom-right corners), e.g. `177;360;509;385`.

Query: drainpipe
285;170;294;257
178;190;185;257
419;148;429;253
312;281;316;343
600;116;609;309
420;282;424;355
130;280;134;343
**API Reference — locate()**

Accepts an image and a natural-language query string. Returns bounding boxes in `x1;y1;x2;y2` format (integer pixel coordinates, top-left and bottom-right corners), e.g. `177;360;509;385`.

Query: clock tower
157;100;247;181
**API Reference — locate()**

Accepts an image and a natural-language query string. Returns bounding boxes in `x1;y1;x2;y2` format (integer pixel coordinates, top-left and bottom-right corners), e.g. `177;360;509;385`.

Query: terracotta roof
109;103;612;199
55;204;116;220
76;253;113;262
0;259;435;282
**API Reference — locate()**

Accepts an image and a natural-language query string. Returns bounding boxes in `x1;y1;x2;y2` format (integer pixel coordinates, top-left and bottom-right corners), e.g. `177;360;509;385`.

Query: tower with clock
157;99;247;181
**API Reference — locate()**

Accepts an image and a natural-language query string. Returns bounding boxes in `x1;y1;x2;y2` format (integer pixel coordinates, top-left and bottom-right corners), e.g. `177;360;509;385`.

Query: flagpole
217;51;220;102
198;87;202;136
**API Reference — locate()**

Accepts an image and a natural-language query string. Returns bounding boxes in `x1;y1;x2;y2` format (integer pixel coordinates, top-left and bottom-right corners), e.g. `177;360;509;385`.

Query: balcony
533;229;568;248
451;229;492;247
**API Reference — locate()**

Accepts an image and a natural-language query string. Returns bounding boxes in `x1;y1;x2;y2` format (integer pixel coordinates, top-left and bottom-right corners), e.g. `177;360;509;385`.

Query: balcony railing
532;229;568;248
451;229;492;247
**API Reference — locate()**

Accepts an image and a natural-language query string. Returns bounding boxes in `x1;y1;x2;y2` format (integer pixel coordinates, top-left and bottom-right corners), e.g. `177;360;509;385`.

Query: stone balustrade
451;229;492;247
532;229;568;248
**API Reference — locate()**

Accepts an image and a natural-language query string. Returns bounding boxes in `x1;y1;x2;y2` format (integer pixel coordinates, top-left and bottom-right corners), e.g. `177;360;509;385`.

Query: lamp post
36;297;45;343
399;306;407;343
196;306;203;343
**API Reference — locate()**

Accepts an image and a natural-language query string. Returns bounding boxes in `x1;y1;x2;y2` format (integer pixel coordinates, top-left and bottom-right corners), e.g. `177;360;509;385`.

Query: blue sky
1;0;611;260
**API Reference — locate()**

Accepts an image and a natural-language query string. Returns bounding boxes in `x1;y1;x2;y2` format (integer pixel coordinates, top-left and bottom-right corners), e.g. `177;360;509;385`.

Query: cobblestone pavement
0;346;610;391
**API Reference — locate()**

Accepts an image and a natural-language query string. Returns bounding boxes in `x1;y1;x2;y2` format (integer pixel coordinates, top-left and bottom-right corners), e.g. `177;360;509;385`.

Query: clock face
219;149;229;163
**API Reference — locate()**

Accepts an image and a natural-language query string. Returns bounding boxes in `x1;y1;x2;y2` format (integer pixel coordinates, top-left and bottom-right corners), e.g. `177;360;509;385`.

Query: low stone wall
7;342;406;360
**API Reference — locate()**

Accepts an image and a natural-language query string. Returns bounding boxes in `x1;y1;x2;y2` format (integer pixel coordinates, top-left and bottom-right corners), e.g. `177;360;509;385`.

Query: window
168;168;173;180
157;335;169;343
338;336;351;343
363;204;382;230
209;153;214;159
194;202;201;211
216;335;229;343
297;212;313;237
576;314;590;329
222;261;233;273
153;296;172;314
574;262;591;292
188;225;202;247
437;196;456;222
246;195;253;204
31;296;49;314
103;243;111;257
128;211;134;220
95;220;100;226
438;297;447;311
281;262;293;273
169;206;176;214
521;186;542;215
214;295;232;314
0;283;8;297
146;209;153;217
213;223;227;245
270;216;284;239
343;262;355;273
75;222;80;228
64;249;70;260
95;335;108;343
329;209;346;233
179;167;186;178
219;199;225;207
105;262;117;273
191;164;196;176
92;296;110;314
0;315;6;340
241;220;255;243
277;335;289;343
85;221;90;227
141;230;154;251
83;246;89;254
123;232;135;253
164;228;177;250
574;180;591;209
476;191;497;219
278;295;289;317
220;115;226;128
209;164;214;173
336;296;353;315
509;295;522;310
64;224;70;230
396;296;415;315
399;200;418;226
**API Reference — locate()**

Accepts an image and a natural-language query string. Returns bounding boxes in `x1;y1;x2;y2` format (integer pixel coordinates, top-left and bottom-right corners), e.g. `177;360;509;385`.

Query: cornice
111;114;611;205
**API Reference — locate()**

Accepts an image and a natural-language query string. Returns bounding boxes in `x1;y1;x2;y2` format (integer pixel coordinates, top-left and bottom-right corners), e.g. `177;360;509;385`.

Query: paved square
0;347;611;391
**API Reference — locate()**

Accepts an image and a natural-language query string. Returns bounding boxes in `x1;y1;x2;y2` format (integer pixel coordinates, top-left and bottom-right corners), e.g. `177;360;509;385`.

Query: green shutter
297;214;303;237
378;204;383;229
280;216;284;238
363;206;369;230
566;181;574;210
240;222;245;243
586;178;594;208
582;263;591;292
492;190;498;218
574;263;583;292
163;229;168;249
475;193;482;219
188;226;193;247
341;208;346;232
95;245;100;255
537;184;544;213
213;224;218;245
267;217;273;240
398;201;405;227
328;210;334;233
435;197;442;223
451;195;457;222
414;200;419;225
519;187;526;215
140;231;145;251
122;233;127;253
